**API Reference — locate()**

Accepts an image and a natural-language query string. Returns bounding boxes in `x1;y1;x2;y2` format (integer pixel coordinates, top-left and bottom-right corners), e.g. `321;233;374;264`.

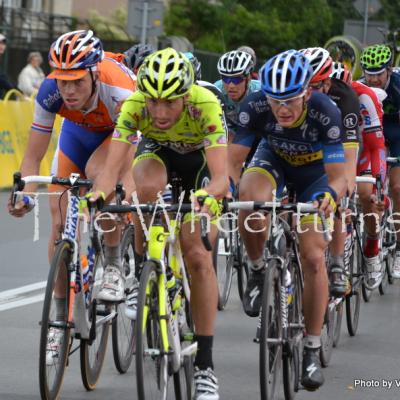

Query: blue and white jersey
214;79;261;134
233;91;345;166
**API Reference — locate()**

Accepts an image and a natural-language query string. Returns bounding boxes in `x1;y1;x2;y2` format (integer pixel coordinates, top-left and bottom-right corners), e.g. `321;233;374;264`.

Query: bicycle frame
143;211;196;373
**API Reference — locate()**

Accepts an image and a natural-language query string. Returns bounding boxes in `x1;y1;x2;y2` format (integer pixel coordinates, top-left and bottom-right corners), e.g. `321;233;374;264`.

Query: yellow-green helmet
360;44;392;73
137;48;194;99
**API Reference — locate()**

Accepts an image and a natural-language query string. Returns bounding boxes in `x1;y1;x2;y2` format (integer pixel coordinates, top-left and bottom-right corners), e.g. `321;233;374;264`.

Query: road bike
12;172;114;400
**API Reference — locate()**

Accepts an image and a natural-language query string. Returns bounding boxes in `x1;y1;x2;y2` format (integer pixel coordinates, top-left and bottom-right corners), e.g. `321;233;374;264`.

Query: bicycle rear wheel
39;240;72;400
213;229;234;310
260;260;282;400
346;239;361;336
136;261;174;399
80;253;111;390
112;225;136;373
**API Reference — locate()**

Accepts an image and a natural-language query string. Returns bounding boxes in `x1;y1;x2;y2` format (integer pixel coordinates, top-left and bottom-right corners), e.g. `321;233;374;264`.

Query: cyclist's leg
329;144;358;296
296;173;332;390
238;140;285;317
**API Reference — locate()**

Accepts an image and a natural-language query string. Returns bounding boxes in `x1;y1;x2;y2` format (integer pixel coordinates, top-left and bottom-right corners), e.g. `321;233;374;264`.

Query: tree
165;0;335;58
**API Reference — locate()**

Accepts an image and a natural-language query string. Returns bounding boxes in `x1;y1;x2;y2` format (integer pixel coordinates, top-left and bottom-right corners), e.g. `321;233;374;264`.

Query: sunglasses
267;92;306;109
221;76;245;85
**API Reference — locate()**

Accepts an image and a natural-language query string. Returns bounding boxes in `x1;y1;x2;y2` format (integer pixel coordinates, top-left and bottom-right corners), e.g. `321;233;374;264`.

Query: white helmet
217;50;254;76
299;47;332;82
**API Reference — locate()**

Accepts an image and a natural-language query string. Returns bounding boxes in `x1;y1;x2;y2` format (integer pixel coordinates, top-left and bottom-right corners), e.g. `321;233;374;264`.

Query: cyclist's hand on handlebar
193;189;222;217
85;191;106;210
7;194;35;218
311;191;337;217
370;193;386;213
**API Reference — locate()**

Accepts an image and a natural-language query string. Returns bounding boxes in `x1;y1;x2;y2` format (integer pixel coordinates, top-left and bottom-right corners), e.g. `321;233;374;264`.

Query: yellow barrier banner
0;90;60;188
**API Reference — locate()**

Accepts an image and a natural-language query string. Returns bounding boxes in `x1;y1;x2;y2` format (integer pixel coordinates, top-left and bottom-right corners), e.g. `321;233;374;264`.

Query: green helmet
360;44;392;73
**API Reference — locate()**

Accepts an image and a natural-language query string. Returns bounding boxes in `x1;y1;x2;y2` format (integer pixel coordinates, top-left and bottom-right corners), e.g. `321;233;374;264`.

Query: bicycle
213;208;249;310
102;179;211;399
11;172;114;400
227;198;330;400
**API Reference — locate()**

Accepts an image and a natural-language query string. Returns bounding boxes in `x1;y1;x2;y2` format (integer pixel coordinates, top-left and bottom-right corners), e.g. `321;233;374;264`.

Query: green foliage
84;7;131;40
165;0;336;58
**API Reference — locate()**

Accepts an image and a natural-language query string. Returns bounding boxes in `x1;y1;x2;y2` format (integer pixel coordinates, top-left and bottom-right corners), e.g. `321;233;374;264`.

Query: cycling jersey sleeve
112;94;140;145
198;99;227;150
312;94;345;164
31;79;61;133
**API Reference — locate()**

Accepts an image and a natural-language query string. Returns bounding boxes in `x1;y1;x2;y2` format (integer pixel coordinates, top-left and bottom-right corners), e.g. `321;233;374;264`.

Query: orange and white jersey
32;57;136;134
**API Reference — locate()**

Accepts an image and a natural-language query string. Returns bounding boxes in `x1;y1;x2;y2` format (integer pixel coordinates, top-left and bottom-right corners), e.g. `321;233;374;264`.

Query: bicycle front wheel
80;253;111;390
346;238;362;336
333;301;343;348
260;260;282;400
320;302;335;367
39;240;72;400
213;230;234;310
136;260;174;399
112;225;136;373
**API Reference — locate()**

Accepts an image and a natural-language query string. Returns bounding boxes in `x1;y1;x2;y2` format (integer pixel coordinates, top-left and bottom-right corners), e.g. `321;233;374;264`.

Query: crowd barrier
0;90;61;189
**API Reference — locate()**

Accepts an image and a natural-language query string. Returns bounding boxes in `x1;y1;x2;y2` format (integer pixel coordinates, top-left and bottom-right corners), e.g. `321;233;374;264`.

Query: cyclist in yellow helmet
89;47;228;400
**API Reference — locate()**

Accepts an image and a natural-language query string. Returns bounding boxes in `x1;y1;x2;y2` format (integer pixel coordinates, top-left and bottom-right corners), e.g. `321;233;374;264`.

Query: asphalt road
1;191;400;400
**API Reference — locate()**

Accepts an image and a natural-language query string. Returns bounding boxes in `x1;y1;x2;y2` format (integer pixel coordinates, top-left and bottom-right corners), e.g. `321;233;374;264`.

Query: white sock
305;334;321;349
250;257;264;271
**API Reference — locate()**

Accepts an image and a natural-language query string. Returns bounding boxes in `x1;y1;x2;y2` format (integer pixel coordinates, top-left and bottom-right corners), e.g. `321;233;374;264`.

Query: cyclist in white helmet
215;50;260;140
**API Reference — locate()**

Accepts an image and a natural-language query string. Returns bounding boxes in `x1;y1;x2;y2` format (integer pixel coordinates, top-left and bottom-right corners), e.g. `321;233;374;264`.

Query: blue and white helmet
260;49;313;99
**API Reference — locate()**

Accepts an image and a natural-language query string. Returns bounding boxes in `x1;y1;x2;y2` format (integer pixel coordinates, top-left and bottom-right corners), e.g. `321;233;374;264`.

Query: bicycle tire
213;230;234;310
346;239;361;336
379;261;389;295
361;279;373;302
80;252;111;390
39;240;72;400
332;302;343;348
283;260;303;400
260;260;282;400
136;260;173;399
324;35;363;79
320;301;335;367
236;236;249;302
112;225;136;374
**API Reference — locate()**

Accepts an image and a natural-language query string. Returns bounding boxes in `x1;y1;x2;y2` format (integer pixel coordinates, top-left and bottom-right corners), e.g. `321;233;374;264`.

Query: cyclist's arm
204;146;229;200
92;138;137;200
20;129;52;192
228;143;250;183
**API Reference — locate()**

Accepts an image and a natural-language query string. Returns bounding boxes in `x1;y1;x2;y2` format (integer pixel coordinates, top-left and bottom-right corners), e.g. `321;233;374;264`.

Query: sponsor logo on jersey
327;126;341;140
309;109;331;126
343;113;358;129
239;111;250;125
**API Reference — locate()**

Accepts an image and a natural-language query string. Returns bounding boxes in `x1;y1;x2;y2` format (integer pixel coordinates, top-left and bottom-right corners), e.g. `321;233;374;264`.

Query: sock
329;254;344;268
364;235;379;258
305;334;321;349
250;257;264;272
194;335;214;370
105;245;121;268
55;298;66;321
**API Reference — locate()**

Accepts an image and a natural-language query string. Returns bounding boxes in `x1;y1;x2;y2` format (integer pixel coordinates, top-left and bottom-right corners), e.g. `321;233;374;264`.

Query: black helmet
124;43;154;71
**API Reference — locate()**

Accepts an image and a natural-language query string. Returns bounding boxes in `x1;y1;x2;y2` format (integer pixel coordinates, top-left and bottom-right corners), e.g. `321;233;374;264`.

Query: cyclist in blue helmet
228;49;347;391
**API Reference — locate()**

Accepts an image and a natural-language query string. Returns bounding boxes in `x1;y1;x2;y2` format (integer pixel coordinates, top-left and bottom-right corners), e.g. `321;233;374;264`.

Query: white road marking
0;281;46;311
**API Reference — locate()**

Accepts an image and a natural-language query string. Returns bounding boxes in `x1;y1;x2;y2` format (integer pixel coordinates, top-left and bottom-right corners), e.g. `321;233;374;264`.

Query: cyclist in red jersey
331;62;387;287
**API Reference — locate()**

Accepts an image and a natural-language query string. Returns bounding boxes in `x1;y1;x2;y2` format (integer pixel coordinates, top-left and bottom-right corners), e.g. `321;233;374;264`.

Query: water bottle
284;269;293;306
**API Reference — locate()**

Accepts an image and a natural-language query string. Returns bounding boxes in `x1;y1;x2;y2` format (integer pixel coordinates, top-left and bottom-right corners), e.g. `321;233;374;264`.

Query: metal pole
363;0;369;45
140;2;149;44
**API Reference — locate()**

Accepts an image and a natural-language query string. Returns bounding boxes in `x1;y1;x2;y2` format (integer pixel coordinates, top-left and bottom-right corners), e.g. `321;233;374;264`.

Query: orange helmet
48;30;103;80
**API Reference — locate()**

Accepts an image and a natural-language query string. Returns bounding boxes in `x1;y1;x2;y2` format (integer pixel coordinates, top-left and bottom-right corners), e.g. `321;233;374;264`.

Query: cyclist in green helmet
360;44;400;279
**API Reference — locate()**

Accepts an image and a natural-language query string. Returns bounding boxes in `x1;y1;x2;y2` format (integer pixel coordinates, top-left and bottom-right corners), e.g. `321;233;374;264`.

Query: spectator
0;33;18;98
18;51;45;96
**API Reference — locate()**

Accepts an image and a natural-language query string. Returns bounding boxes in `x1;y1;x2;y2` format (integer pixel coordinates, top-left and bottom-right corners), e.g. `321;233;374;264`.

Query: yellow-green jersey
112;84;228;154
